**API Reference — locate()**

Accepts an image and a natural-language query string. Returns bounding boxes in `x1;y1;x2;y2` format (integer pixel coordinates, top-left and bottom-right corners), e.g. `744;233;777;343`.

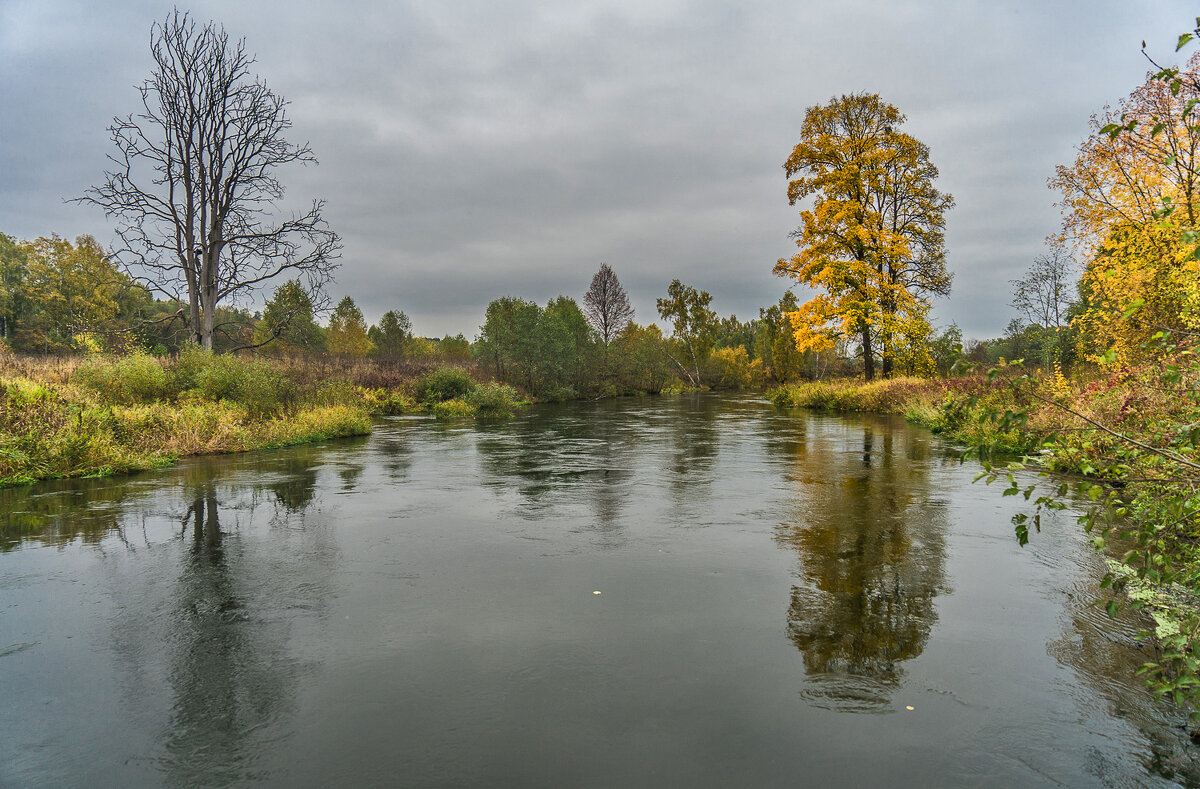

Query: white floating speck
593;590;602;595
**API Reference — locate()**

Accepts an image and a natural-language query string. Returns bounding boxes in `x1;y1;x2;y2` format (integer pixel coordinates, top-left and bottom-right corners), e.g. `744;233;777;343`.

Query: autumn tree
583;263;634;347
656;279;718;387
327;296;373;357
1052;52;1200;362
775;93;953;380
79;11;340;351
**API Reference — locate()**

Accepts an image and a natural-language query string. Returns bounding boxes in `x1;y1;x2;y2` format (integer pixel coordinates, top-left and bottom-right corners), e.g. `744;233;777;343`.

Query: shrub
73;353;170;404
173;348;292;416
431;398;477;420
467;382;520;418
416;366;476;403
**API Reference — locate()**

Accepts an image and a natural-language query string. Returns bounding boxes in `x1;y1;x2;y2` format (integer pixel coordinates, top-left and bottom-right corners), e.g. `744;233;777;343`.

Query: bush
73;353;170;405
431;398;477;420
467;382;520;418
416;366;476;403
173;348;292;417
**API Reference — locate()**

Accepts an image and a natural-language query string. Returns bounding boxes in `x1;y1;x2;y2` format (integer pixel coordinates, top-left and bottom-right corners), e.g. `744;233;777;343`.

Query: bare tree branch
76;10;340;351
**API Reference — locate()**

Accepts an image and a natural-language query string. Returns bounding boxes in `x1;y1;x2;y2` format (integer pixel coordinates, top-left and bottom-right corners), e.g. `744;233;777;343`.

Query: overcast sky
1;0;1196;340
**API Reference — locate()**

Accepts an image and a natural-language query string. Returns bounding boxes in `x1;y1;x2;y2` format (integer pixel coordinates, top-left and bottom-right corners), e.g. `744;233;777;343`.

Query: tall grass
0;350;521;485
767;374;1044;454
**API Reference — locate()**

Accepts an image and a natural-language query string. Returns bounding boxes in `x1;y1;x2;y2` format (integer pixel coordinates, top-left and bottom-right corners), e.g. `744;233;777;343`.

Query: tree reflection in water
0;451;335;786
772;416;949;712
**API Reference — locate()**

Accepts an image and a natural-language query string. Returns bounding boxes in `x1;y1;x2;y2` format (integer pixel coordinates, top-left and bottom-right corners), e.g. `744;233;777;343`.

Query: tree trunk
861;321;875;381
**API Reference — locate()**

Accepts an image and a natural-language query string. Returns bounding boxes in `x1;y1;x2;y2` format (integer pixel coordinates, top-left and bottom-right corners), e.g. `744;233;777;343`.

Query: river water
1;394;1197;787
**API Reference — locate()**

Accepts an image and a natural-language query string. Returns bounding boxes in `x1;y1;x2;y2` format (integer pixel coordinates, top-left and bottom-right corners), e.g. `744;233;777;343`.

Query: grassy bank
767;374;1043;454
0;351;526;487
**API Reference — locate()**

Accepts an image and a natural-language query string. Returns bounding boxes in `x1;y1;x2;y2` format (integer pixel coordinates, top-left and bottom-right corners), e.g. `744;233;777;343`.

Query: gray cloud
1;0;1195;340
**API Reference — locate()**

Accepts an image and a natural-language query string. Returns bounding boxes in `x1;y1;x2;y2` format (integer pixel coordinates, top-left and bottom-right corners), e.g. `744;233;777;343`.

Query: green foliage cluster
431;399;477;420
415;366;477;403
74;348;293;418
467;382;521;418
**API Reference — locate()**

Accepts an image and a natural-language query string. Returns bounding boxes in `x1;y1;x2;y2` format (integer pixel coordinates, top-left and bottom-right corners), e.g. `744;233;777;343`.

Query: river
1;393;1197;787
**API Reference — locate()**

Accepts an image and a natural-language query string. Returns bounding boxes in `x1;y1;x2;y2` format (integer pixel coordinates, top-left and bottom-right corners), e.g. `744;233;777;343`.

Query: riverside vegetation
0;350;524;487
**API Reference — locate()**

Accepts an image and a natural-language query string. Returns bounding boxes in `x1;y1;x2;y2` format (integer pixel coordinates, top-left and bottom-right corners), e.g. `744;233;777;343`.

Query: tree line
24;8;1178;392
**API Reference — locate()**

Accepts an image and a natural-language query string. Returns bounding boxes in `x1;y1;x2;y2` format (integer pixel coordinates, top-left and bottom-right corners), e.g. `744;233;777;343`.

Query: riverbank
0;352;524;487
769;365;1200;714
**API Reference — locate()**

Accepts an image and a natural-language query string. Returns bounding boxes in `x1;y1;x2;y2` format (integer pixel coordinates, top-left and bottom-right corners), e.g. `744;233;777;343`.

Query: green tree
475;296;597;397
537;296;596;396
17;235;125;353
256;279;325;355
368;310;413;358
656;279;718;387
0;233;28;345
613;322;673;394
476;297;542;390
929;323;963;376
327;296;373;357
755;291;807;382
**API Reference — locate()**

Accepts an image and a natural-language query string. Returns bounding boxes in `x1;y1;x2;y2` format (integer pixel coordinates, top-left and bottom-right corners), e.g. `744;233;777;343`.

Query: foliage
16;235;129;353
709;346;765;390
0;375;368;486
0;233;28;344
466;382;521;418
775;93;953;380
415;366;477;403
929;323;964;376
435;334;472;362
73;353;170;404
368;309;413;358
327;296;374;358
475;295;596;397
657;279;718;387
611;322;674;394
256;279;325;355
431;398;477;420
1053;53;1200;364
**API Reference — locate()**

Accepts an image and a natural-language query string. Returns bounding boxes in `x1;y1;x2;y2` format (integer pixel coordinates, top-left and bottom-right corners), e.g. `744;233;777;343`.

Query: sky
1;0;1197;341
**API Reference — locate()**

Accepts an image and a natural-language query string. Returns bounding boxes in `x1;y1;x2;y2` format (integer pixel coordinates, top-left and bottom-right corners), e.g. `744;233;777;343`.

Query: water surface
1;394;1197;786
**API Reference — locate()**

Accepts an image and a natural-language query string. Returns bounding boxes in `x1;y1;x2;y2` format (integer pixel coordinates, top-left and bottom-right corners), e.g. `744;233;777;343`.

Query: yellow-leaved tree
1052;51;1200;363
775;93;953;380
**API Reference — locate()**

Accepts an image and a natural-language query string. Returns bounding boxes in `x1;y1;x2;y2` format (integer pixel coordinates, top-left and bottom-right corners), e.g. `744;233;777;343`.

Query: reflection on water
1;397;1198;786
770;417;948;711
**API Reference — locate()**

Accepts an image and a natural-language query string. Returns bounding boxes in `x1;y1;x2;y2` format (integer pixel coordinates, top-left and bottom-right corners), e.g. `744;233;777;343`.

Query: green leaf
1121;298;1146;318
1178;32;1194;51
1106;600;1119;618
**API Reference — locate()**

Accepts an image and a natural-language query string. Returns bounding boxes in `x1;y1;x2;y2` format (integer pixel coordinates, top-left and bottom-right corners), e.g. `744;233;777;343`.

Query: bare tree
1010;242;1076;331
583;263;634;346
78;11;340;350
